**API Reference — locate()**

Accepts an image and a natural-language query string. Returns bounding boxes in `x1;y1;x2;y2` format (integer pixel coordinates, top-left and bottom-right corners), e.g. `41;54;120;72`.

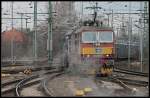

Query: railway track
1;64;25;67
42;71;66;96
1;67;56;96
1;78;24;94
2;53;64;97
15;69;62;97
1;66;56;85
114;67;148;77
2;65;55;73
113;67;148;86
109;75;148;86
110;77;133;91
113;77;148;86
114;67;148;74
97;76;148;96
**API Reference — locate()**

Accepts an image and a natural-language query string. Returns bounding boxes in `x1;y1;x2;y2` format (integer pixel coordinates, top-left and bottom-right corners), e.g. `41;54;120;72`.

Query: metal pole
81;1;83;21
11;1;14;64
21;13;23;32
116;28;119;58
117;28;119;41
50;2;53;64
25;18;27;30
6;26;8;31
108;14;109;27
128;2;131;69
131;18;132;41
143;2;147;62
82;2;83;16
11;1;13;29
48;1;50;64
33;1;37;61
48;1;53;65
111;9;113;29
140;2;143;72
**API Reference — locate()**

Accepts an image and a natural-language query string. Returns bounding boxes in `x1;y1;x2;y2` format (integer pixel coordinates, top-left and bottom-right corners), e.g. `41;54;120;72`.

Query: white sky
1;1;145;34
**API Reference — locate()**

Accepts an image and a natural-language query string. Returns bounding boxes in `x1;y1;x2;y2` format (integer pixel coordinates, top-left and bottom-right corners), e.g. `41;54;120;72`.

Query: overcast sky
1;1;145;33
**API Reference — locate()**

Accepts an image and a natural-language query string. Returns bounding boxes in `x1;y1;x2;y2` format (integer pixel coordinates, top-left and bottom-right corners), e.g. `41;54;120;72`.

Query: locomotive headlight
87;55;90;58
106;54;109;57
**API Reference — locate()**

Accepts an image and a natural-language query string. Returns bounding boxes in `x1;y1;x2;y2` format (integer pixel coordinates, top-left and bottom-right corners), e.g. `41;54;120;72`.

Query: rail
114;67;148;77
42;72;66;96
15;69;61;96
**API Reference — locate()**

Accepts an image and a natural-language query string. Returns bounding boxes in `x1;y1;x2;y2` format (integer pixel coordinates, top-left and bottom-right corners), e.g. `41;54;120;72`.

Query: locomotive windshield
99;32;113;42
82;31;113;43
82;32;96;43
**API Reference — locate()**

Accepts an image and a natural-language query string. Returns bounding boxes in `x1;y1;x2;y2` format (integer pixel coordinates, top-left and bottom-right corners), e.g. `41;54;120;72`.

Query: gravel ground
46;74;122;96
20;84;45;96
46;73;149;97
1;92;15;97
2;53;148;97
126;84;149;96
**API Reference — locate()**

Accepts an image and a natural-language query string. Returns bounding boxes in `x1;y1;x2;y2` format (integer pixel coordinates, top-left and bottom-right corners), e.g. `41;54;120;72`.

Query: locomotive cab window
99;32;113;43
82;32;96;43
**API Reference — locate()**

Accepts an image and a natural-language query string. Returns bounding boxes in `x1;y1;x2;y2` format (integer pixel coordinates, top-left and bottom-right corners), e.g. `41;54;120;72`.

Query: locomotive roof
74;26;113;34
65;26;113;36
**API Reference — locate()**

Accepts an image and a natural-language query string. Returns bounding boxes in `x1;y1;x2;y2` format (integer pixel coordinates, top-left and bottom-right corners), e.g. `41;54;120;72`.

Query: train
63;21;140;76
115;43;139;61
63;9;139;76
64;20;114;76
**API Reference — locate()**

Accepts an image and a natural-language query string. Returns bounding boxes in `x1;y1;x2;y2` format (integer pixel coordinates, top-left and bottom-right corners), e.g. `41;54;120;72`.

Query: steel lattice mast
33;1;37;61
128;2;131;68
48;1;53;65
11;1;14;64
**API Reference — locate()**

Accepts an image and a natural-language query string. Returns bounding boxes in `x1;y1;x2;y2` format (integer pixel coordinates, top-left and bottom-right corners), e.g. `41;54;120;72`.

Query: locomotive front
80;27;115;74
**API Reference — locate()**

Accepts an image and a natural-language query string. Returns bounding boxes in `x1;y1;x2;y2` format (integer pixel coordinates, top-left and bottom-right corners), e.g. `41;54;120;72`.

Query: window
99;32;113;42
82;32;96;43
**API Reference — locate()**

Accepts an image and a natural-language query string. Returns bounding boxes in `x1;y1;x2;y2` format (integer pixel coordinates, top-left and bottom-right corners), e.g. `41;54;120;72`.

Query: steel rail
42;72;66;96
15;69;61;96
2;66;55;74
110;77;133;91
116;77;148;86
107;76;148;86
114;67;148;75
114;68;148;77
2;67;56;95
96;77;134;94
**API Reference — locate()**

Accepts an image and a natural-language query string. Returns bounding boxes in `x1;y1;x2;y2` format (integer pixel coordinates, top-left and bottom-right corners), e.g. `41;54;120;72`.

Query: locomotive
63;8;139;76
63;4;116;76
64;20;114;76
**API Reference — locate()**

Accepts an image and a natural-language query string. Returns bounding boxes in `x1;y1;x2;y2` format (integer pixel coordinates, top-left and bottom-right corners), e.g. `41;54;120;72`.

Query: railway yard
1;65;149;97
1;1;149;97
1;54;149;97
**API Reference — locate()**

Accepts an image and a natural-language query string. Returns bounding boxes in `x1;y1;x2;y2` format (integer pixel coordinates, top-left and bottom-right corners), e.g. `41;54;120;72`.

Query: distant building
2;28;27;43
1;28;28;58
